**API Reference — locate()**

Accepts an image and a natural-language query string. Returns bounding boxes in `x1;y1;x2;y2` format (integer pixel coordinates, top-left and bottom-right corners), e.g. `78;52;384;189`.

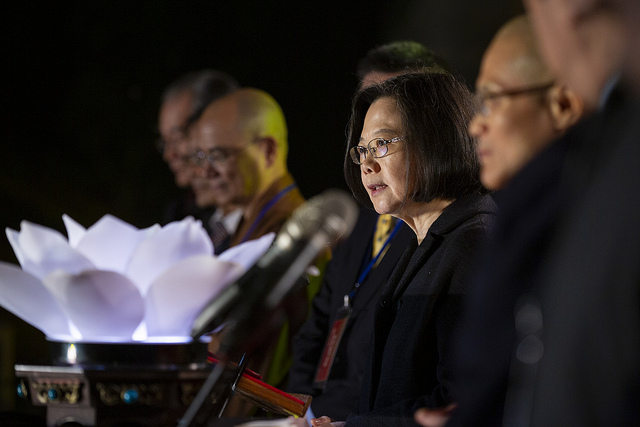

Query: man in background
188;87;316;403
356;41;449;89
437;15;583;427
514;0;640;425
468;15;583;191
156;69;239;229
188;88;305;254
416;3;638;426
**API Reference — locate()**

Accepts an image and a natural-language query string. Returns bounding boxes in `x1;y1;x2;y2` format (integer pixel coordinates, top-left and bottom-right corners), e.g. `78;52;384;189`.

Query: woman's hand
413;403;457;427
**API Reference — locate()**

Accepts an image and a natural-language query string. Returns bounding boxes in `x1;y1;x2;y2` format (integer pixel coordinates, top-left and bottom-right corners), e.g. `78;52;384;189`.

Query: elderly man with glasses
156;70;239;228
468;15;584;191
187;87;323;417
187;87;305;255
414;15;585;427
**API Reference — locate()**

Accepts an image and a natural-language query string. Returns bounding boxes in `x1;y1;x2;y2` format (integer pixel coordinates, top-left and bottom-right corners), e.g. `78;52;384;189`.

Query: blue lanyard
346;219;404;304
240;183;297;243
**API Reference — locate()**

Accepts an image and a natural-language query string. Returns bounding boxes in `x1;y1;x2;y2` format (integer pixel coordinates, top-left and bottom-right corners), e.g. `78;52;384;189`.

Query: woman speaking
314;72;496;426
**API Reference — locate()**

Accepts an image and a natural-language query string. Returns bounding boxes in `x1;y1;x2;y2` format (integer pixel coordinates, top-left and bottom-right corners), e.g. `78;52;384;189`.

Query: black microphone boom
190;189;358;342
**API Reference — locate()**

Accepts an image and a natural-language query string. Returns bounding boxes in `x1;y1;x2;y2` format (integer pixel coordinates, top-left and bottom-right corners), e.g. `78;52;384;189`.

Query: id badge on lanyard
312;219;403;389
313;296;351;388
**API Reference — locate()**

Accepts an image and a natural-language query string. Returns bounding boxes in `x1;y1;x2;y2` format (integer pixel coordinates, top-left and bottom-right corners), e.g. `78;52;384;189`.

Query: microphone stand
179;249;319;426
179;246;308;426
179;190;358;426
216;353;249;417
176;357;242;427
178;297;291;427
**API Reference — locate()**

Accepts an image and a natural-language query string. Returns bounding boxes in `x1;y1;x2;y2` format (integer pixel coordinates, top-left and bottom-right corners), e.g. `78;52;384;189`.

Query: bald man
469;15;583;190
514;0;640;425
414;16;585;427
188;88;318;417
189;88;303;252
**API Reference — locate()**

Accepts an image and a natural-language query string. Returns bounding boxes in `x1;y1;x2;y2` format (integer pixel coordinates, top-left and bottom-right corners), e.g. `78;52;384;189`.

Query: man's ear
257;136;278;167
548;85;585;131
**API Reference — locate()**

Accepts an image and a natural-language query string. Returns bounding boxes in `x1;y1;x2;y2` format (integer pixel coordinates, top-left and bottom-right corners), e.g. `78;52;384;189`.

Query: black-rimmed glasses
349;136;404;165
474;82;554;116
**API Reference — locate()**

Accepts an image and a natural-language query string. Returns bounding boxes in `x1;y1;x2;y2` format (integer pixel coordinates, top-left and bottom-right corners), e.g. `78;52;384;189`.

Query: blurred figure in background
416;3;640;427
356;41;449;89
433;14;584;427
513;0;640;425
188;88;304;256
188;88;327;418
156;69;239;230
287;41;450;422
469;15;583;191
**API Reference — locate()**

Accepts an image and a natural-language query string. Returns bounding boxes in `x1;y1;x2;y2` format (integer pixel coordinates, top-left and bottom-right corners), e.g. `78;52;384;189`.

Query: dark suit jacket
346;193;497;426
526;87;640;427
448;139;568;426
287;207;415;420
449;88;640;427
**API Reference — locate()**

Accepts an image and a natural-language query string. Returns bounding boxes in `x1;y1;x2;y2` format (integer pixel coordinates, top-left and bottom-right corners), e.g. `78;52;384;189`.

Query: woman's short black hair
344;72;483;208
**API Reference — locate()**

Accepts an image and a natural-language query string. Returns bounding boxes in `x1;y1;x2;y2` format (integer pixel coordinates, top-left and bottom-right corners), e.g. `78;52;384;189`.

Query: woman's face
359;97;409;217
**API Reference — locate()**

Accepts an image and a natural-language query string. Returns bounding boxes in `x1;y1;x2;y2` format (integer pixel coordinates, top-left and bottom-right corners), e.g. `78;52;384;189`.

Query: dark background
0;0;522;412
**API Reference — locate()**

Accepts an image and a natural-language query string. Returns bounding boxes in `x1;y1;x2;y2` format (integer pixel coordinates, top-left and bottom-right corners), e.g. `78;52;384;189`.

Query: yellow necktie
372;214;394;258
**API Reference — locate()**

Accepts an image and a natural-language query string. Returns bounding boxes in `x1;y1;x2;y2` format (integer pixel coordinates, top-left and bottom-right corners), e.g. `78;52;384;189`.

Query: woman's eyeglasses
349;136;404;165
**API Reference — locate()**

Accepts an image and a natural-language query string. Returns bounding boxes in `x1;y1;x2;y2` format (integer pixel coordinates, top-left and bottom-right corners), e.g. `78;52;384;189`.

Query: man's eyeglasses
349;136;404;165
189;145;248;168
474;82;554;116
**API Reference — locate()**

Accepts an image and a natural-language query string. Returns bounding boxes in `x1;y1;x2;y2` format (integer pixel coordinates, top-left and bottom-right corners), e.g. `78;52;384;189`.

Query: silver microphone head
273;188;359;253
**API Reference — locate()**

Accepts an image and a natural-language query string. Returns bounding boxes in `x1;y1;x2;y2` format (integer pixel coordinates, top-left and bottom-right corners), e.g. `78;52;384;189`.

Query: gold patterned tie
372;214;394;258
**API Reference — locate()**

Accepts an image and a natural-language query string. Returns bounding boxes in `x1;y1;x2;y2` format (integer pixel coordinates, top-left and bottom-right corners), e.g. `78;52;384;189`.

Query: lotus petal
218;232;275;270
42;270;144;341
74;215;144;274
6;222;94;280
126;217;213;295
139;223;162;238
62;214;86;248
0;261;71;338
144;255;244;338
2;214;275;343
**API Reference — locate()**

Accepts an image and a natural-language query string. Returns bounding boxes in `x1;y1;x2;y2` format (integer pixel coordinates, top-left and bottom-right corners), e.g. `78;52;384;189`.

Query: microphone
190;188;358;342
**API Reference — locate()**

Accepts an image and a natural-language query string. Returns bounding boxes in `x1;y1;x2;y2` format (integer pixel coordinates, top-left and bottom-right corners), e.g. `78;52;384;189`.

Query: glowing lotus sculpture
0;214;274;343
